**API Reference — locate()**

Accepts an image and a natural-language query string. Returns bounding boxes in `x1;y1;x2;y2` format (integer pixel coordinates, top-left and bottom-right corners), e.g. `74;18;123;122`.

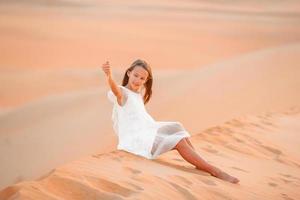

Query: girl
102;59;239;184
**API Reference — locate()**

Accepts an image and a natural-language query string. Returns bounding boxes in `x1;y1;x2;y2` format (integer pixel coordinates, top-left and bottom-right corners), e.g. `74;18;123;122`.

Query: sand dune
0;67;185;111
0;68;105;109
1;109;299;199
1;0;300;111
0;87;118;190
0;42;299;192
1;0;299;70
148;43;300;133
1;1;300;198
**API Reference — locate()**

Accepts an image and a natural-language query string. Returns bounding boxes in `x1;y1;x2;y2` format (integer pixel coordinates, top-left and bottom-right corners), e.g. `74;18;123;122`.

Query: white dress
107;85;191;159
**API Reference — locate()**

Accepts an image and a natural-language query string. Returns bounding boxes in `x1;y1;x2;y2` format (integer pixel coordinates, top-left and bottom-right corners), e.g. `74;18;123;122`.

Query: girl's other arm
101;61;124;106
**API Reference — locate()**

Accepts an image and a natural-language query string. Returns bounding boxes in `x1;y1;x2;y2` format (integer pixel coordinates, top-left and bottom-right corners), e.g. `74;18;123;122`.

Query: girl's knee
174;138;187;150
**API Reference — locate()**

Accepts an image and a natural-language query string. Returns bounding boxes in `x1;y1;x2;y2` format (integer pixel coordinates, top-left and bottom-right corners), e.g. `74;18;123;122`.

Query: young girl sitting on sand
102;59;239;184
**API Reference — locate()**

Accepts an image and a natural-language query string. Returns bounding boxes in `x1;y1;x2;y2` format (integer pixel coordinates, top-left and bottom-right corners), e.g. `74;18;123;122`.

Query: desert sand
1;109;300;199
0;0;300;199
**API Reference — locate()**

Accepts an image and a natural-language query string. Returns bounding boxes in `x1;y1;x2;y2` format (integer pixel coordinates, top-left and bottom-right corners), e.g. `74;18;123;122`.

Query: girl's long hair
122;59;153;104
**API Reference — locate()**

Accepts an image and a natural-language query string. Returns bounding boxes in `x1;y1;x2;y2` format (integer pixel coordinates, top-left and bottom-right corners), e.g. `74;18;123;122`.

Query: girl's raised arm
101;61;124;106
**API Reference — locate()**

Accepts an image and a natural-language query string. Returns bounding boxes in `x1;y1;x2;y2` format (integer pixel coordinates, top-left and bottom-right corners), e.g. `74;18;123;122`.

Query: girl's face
127;66;149;91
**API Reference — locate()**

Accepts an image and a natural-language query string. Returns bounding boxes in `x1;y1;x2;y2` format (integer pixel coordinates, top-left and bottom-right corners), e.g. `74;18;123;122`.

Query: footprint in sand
167;181;198;200
268;182;277;187
207;126;234;134
124;182;144;191
225;119;245;128
279;173;300;181
124;167;142;174
92;154;105;159
214;126;233;134
260;144;282;155
230;166;249;173
210;190;234;200
281;193;295;200
111;157;122;162
257;115;269;120
232;136;244;143
250;122;267;130
200;179;217;186
261;120;274;127
280;178;294;184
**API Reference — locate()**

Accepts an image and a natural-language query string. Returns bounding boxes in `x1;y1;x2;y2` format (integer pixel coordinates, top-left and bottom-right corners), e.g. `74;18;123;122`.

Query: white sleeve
107;90;117;103
107;86;128;104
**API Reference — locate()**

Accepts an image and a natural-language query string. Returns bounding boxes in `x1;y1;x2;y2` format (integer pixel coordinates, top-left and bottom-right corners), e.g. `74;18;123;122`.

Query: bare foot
211;169;240;184
196;166;240;184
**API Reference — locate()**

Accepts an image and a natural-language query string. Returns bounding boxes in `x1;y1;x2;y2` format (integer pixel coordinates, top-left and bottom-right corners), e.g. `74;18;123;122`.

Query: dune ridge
1;42;300;191
1;108;299;199
1;0;299;70
148;42;300;133
1;0;300;198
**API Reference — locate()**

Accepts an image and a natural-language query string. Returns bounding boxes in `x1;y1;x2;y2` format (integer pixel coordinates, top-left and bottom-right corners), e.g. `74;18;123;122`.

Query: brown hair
122;59;153;104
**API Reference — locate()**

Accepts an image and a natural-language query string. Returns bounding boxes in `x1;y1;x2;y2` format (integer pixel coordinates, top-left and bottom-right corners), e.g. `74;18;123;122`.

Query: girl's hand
102;61;112;77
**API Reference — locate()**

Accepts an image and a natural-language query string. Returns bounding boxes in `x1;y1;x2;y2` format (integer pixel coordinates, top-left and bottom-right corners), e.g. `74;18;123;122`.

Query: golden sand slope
1;108;300;200
0;0;299;70
148;43;300;133
0;43;299;191
1;1;300;198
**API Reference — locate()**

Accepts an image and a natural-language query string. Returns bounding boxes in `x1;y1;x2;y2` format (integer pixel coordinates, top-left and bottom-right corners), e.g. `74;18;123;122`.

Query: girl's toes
232;177;240;184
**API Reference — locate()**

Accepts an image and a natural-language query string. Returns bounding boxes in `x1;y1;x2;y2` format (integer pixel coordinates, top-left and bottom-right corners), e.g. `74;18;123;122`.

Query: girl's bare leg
174;138;240;184
185;138;195;150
